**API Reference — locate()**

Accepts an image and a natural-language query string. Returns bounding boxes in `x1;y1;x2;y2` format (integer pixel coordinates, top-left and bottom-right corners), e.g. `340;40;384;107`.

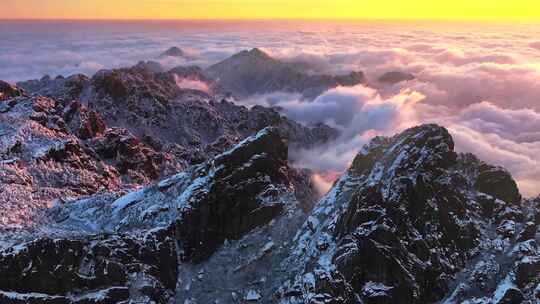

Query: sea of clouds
1;20;539;196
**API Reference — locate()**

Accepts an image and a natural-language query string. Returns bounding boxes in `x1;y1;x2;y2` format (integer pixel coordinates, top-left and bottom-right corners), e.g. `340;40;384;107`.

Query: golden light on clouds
2;0;540;20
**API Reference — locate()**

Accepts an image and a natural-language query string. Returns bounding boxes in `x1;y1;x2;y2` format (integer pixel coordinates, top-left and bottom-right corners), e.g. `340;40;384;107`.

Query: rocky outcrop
278;124;538;304
0;127;305;303
3;57;538;304
83;63;338;158
0;93;123;228
134;60;166;73
475;164;522;204
175;127;293;262
0;80;24;101
1;63;337;228
18;74;89;102
90;128;165;182
62;101;106;139
0;226;178;304
1;122;538;303
378;71;415;84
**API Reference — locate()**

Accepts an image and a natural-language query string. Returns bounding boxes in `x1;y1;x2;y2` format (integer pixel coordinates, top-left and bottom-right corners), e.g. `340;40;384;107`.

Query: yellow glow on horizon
2;0;540;21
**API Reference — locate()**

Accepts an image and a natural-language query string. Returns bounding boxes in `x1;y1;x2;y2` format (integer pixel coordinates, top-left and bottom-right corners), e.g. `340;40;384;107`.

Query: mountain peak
160;46;185;58
231;48;273;61
350;123;457;194
205;48;365;98
248;47;270;57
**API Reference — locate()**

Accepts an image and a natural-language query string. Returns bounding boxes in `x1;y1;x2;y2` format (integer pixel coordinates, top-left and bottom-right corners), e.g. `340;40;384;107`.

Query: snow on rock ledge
278;124;538;304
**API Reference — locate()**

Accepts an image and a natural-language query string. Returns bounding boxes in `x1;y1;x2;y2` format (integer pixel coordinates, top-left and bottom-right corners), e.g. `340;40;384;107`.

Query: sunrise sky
2;0;540;20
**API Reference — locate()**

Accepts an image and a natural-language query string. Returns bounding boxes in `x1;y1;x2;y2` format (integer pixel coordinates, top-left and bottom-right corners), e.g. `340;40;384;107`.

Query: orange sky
2;0;540;20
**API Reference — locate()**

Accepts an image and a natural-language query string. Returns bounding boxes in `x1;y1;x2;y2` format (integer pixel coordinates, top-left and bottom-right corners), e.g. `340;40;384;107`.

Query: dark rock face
2;60;538;304
378;71;415;84
327;125;469;303
62;101;106;140
204;48;366;98
90;128;164;181
497;287;525;304
0;128;302;303
475;164;522;204
278;124;539;304
515;256;540;288
175;128;293;263
0;225;178;303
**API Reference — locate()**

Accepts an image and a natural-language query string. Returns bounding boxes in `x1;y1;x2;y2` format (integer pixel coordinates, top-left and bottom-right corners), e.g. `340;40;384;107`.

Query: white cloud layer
1;20;539;196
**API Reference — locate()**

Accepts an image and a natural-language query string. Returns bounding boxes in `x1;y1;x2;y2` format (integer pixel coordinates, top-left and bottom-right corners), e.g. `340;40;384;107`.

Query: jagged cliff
0;50;538;303
0;65;335;229
0;124;537;303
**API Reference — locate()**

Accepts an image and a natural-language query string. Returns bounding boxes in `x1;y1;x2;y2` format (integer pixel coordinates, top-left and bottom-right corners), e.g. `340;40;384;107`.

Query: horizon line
1;17;540;23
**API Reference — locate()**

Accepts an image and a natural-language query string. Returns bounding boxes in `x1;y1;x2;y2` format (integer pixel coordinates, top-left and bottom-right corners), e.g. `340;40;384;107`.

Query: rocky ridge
276;124;539;304
204;48;366;99
2;62;339;229
0;51;538;304
0;127;300;303
1;124;536;303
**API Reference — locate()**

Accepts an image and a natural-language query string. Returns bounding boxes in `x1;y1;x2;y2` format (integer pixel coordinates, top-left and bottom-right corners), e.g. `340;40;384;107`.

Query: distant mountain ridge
205;48;366;98
160;46;186;58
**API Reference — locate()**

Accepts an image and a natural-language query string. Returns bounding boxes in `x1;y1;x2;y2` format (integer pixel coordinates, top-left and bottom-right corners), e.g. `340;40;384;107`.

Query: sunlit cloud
1;20;540;196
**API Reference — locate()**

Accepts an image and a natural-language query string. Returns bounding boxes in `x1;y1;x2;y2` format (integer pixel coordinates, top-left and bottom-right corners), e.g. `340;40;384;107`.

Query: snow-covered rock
278;124;539;304
1;63;539;304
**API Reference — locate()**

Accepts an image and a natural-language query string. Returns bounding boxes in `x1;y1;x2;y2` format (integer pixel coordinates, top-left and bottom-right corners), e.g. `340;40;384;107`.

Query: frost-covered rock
174;127;296;262
278;124;538;304
1;91;539;304
1;62;338;229
0;225;177;303
0;127;304;303
245;289;262;301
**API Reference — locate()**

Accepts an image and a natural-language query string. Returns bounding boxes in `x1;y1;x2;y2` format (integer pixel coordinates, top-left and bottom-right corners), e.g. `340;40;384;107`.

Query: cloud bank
1;20;539;196
247;86;540;197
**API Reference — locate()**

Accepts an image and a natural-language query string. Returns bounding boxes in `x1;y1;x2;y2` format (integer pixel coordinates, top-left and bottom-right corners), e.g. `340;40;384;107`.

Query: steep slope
0;127;305;304
0;107;540;304
277;124;539;304
18;64;339;153
3;66;337;228
205;48;366;99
